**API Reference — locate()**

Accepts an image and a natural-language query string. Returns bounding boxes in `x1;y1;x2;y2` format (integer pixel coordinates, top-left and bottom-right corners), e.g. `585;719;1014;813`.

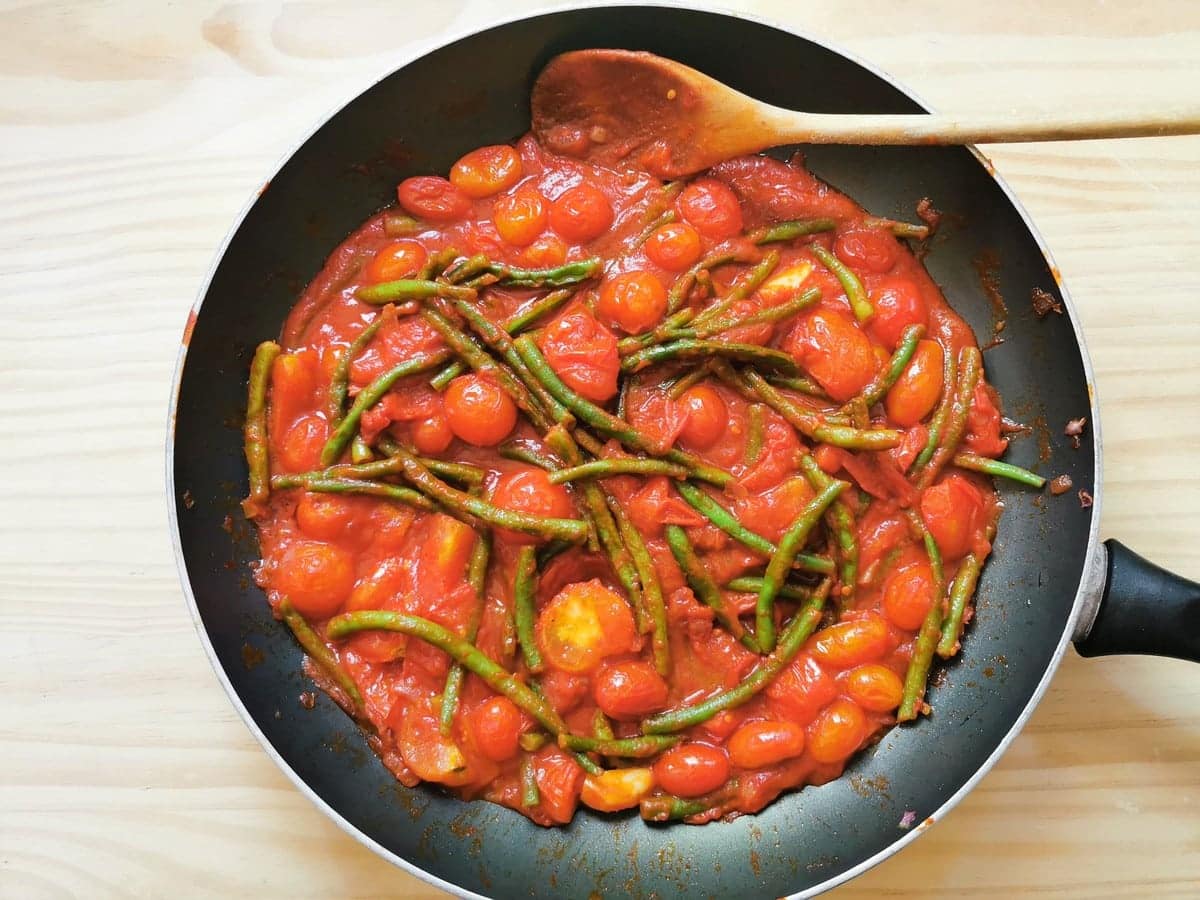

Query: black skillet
168;6;1200;897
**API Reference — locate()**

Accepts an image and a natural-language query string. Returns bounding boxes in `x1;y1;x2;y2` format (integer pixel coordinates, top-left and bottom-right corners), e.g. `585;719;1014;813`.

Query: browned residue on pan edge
971;249;1008;349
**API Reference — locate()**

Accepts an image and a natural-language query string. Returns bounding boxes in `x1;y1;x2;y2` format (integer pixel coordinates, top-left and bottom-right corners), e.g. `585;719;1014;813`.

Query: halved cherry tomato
811;613;893;669
677;179;743;239
397;175;470;222
362;240;427;283
295;492;358;542
726;720;807;769
785;309;879;403
597;270;667;334
808;699;868;764
449;145;522;198
536;579;638;673
845;664;904;712
885;339;944;427
592;660;669;720
920;473;985;560
644;222;702;271
401;700;475;787
834;228;898;274
882;563;935;630
653;742;730;797
581;767;655;812
538;308;620;403
677;384;727;450
766;654;838;725
493;187;548;246
443;374;517;446
549;182;613;243
469;696;524;762
522;233;567;267
274;541;356;619
490;468;575;545
410;414;454;454
867;277;928;350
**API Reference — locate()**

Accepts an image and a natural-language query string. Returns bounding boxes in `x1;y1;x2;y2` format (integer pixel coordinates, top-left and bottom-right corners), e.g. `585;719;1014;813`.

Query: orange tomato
490;468;575;545
274;541;356;619
279;414;330;472
765;655;838;725
592;660;669;720
676;384;727;450
920;473;985;560
536;580;637;673
845;664;904;712
362;240;427;283
867;277;928;350
882;563;935;630
549;182;613;242
834;228;898;274
653;743;730;797
811;613;893;669
411;414;454;454
785;309;880;403
886;339;944;427
469;696;525;762
677;178;743;239
443;374;517;446
808;699;868;764
537;308;620;403
397;176;470;222
581;768;655;812
597;270;667;334
726;720;807;769
493;187;548;246
449;145;522;198
522;233;567;268
644;222;702;270
295;492;358;542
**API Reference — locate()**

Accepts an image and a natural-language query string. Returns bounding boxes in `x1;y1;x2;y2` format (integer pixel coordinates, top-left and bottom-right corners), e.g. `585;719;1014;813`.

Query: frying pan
168;6;1200;897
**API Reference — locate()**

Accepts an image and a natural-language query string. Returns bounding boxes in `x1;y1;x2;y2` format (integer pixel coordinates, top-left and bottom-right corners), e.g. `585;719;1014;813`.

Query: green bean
690;250;780;329
910;340;958;473
643;180;684;224
863;216;931;240
349;435;374;464
270;475;435;511
666;361;715;400
304;450;483;488
511;545;544;673
937;554;983;659
640;786;737;822
387;445;588;543
680;287;821;341
279;599;364;712
442;253;491;284
498;441;561;471
766;373;828;398
507;287;575;333
484;257;602;288
667;249;750;313
429;362;461;391
440;530;491;737
514;336;732;486
641;580;831;734
416;247;460;280
798;454;859;609
621;338;799;376
328;308;391;419
634;209;677;247
618;309;698;356
548;458;688;484
243;341;281;517
592;708;616;741
520;755;541;807
725;576;814;602
383;212;424;237
810;243;872;322
610;497;670;676
860;546;903;590
916;347;982;490
898;510;946;722
755;480;846;651
749;218;837;244
745;403;765;464
665;525;761;654
559;733;680;757
357;279;476;304
327;611;567;733
519;732;548;752
319;349;452;465
953;452;1046;488
847;324;925;410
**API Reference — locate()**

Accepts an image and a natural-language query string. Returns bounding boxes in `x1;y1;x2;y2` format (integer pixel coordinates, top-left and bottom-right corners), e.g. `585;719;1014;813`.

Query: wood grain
1;2;1198;897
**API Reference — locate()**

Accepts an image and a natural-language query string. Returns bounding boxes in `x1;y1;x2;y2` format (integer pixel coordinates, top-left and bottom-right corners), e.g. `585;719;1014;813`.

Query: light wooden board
1;1;1198;897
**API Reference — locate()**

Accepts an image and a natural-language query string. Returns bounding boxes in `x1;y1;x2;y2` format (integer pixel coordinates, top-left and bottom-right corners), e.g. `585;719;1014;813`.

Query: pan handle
1075;539;1200;661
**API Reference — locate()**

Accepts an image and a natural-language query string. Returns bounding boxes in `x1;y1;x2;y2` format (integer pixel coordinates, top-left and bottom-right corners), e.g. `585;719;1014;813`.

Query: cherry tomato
274;541;356;619
766;654;838;725
808;699;868;764
493;187;548;246
295;492;357;542
845;664;904;713
644;222;703;271
785;309;879;403
411;414;454;454
676;384;727;450
469;696;524;762
279;414;330;473
549;182;613;243
443;374;517;446
882;563;935;631
597;270;667;334
867;277;928;350
490;468;576;545
539;668;590;715
592;660;669;720
677;178;743;239
920;473;984;560
536;579;638;673
834;228;898;274
653;743;730;797
522;233;567;268
362;240;427;283
811;613;893;669
726;720;807;769
449;145;522;198
885;339;944;427
538;308;620;403
581;768;655;812
397;175;470;222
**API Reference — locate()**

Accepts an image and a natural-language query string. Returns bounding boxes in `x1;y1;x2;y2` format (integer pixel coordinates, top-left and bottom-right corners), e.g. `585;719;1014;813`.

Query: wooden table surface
3;2;1199;897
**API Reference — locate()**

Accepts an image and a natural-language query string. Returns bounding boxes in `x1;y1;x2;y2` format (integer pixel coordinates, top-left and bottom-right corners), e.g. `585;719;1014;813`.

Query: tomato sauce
248;135;1005;826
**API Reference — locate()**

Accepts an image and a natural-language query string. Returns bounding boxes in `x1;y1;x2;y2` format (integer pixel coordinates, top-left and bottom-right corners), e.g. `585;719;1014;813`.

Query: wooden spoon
531;49;1200;177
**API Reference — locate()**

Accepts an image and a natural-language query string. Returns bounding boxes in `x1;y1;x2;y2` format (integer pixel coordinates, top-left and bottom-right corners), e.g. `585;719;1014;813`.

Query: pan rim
164;3;1104;897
